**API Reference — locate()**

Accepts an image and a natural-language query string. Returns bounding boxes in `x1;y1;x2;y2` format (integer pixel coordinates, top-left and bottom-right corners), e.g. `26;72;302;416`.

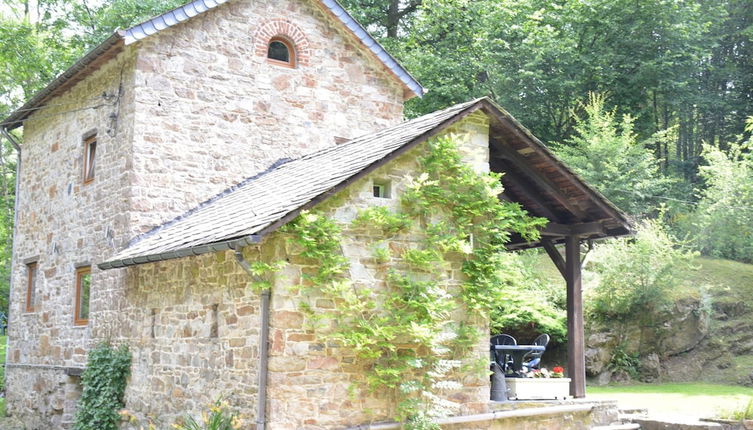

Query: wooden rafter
492;142;589;221
496;164;562;222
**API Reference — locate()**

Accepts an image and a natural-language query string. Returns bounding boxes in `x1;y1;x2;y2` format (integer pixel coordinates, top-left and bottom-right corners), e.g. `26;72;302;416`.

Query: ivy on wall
74;343;131;430
278;137;545;428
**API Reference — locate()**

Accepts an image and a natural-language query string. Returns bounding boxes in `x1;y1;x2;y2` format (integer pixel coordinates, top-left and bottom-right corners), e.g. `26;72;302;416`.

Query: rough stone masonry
6;0;408;427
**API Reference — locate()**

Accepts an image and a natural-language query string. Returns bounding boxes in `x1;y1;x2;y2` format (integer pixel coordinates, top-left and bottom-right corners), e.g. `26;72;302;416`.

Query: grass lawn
588;383;753;419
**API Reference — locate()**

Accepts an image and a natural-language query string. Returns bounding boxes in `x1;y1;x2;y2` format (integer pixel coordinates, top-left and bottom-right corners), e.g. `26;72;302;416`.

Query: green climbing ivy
74;343;132;430
280;137;546;428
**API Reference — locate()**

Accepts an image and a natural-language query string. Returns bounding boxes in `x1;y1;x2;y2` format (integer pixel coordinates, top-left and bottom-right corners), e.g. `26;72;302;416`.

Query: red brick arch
255;19;311;67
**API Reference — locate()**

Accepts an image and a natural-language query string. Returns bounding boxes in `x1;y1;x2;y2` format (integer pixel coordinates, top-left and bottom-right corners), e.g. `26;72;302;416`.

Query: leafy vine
74;343;132;430
280;137;545;428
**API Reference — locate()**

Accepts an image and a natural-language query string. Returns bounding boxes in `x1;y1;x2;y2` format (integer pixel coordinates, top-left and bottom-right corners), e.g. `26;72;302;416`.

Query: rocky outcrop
586;298;711;384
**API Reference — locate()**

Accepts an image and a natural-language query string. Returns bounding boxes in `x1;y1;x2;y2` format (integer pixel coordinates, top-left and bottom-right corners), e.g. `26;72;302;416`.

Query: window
83;135;96;183
267;37;295;67
373;180;391;199
25;262;37;312
74;267;91;325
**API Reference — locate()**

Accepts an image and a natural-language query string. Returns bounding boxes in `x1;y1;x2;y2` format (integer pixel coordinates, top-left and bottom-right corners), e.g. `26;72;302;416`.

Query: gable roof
99;98;631;270
1;0;424;130
99;99;478;269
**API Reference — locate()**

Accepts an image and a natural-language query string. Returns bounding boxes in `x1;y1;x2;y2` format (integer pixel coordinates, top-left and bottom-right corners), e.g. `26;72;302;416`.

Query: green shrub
490;251;566;343
173;399;240;430
585;218;697;323
607;344;641;379
74;343;131;430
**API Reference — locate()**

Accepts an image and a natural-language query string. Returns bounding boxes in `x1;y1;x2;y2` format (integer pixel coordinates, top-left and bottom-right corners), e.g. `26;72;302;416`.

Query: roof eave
476;98;633;233
318;0;425;98
1;31;126;131
98;234;262;270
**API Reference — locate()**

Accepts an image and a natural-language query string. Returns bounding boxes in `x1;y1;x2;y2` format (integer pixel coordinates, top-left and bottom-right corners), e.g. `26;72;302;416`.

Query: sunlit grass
588;383;753;418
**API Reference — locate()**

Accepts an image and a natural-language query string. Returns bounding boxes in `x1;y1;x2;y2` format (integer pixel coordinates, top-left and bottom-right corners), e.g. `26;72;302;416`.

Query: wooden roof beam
542;221;607;237
496;167;563;222
541;238;566;278
492;143;589;221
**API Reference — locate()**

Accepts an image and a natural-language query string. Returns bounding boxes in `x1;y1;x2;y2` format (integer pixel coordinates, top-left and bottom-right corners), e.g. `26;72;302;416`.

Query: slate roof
99;99;480;269
2;0;424;130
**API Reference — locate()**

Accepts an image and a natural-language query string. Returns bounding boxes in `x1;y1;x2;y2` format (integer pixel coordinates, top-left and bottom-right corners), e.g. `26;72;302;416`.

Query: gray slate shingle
100;99;481;269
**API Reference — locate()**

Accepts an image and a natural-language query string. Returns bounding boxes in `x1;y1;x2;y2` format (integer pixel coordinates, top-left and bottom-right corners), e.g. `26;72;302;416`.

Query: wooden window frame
25;262;37;313
74;266;91;326
267;37;296;68
83;135;96;184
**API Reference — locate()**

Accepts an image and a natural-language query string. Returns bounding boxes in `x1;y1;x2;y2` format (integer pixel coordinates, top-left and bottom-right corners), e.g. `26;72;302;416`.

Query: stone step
592;423;641;430
620;408;649;416
621;413;649;421
632;418;724;430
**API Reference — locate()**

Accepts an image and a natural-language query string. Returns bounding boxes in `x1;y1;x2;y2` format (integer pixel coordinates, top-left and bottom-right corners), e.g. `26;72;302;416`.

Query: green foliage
74;343;131;430
246;260;286;291
684;125;753;263
606;344;641;379
0;335;6;394
489;252;566;343
353;206;412;236
173;399;240;430
554;93;671;216
283;137;545;426
585;218;697;323
719;397;753;421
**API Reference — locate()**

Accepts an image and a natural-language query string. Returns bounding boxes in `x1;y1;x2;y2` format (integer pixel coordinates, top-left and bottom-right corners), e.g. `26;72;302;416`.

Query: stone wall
8;0;412;427
117;248;269;428
110;114;493;429
6;45;139;427
128;0;407;236
263;115;492;428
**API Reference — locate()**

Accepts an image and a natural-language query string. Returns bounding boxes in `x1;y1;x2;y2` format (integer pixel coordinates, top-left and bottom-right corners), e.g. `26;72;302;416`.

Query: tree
684;119;753;262
338;0;422;39
554;94;671;216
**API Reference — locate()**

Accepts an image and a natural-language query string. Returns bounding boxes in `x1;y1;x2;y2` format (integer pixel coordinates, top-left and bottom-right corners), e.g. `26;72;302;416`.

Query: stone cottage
1;0;631;428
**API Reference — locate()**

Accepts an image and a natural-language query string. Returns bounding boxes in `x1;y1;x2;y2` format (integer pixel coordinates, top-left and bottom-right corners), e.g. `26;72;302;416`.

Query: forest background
0;0;752;338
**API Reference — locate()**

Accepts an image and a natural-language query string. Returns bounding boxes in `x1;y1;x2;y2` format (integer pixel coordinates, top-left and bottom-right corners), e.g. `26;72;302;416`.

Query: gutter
1;126;22;380
341;404;595;430
232;249;271;430
97;234;261;270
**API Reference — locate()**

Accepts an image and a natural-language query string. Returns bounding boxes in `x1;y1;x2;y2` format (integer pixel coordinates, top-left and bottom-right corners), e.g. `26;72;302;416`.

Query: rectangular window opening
25;262;37;312
83;135;96;183
373;180;391;199
75;267;91;326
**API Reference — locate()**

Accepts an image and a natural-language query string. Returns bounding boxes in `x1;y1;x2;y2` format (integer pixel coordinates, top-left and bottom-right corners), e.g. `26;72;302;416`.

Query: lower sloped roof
99;99;480;269
100;97;632;270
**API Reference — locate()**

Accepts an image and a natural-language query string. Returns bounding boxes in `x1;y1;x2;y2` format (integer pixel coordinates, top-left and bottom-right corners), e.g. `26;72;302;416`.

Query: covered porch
484;106;633;398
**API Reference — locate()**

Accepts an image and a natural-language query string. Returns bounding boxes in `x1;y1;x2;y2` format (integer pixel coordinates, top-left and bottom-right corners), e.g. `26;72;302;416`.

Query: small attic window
373;180;391;199
267;37;295;67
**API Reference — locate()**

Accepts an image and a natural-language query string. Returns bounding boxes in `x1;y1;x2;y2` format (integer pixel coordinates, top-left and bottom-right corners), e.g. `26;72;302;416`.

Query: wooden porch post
566;234;586;398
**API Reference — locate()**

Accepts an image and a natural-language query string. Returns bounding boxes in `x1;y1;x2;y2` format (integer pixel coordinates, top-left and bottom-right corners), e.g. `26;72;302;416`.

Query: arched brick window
255;19;311;67
267;36;295;67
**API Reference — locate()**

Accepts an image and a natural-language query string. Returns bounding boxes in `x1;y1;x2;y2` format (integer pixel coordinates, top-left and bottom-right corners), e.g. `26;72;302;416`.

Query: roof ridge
293;98;484;161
